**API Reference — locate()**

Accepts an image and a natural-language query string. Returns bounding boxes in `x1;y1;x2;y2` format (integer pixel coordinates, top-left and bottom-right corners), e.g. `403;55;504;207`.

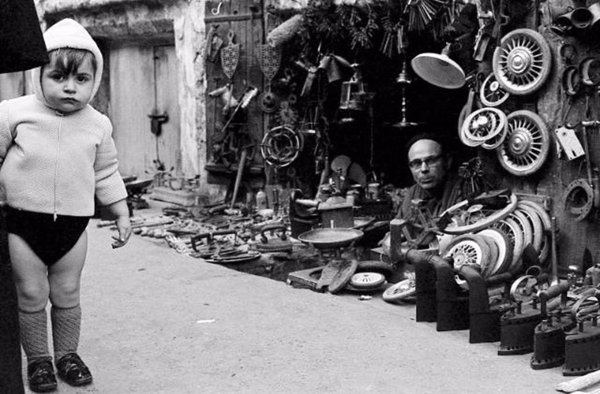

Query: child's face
40;56;95;113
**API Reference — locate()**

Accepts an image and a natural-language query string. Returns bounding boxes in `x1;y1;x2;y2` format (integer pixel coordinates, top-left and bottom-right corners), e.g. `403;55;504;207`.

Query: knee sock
51;304;81;361
18;309;51;363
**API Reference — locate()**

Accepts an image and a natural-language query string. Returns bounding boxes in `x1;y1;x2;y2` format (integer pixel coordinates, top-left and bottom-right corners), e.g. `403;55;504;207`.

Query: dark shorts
5;207;90;266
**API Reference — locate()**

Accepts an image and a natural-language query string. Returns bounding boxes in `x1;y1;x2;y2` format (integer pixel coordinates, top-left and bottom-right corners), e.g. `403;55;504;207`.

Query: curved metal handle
570;289;600;322
259;223;287;243
211;1;223;15
509;274;536;302
227;30;235;43
191;229;238;251
539;280;572;316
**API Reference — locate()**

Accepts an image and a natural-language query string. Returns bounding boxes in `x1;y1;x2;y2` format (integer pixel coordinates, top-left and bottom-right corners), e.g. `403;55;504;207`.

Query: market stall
135;0;600;380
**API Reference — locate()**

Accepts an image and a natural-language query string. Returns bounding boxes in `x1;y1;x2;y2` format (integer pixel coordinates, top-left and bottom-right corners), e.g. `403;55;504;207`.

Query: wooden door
109;44;180;177
204;0;265;172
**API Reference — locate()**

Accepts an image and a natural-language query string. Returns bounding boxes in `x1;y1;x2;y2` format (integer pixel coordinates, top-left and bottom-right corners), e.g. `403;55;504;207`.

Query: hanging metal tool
147;109;169;170
220;30;240;82
218;86;259;134
211;86;259;167
564;119;600;221
260;125;302;168
206;25;224;63
211;1;224;16
457;72;485;139
148;110;168;137
256;43;281;113
405;0;447;32
208;83;239;115
295;58;319;97
472;0;495;62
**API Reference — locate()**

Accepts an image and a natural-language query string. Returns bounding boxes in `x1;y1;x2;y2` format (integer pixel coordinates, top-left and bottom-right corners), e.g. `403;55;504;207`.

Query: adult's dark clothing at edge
0;0;48;392
397;174;464;221
0;0;48;73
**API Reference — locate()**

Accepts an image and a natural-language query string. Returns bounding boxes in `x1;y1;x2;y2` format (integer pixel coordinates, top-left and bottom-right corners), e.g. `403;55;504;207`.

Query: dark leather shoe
55;353;93;387
27;358;57;392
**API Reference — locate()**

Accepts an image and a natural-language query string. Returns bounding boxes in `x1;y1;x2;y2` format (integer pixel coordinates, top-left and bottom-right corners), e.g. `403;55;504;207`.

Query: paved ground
19;209;580;394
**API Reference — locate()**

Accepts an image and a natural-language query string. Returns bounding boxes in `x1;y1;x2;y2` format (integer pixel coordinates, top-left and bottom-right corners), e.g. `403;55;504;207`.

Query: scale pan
297;228;363;250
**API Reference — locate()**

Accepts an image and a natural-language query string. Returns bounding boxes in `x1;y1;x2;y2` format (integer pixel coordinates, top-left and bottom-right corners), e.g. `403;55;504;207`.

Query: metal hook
211;2;223;15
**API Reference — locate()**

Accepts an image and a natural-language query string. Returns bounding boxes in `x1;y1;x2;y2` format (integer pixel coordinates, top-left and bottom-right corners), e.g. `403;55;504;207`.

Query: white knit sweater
0;96;127;216
0;18;126;217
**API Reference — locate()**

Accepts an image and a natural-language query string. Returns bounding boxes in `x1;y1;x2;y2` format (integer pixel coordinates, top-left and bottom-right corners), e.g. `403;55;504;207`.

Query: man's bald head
407;136;451;191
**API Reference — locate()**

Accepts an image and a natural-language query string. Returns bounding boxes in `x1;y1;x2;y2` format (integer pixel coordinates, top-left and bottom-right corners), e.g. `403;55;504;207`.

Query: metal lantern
393;56;419;129
339;64;368;111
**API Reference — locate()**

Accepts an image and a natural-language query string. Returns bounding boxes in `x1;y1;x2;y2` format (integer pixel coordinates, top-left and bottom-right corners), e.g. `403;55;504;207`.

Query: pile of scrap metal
386;188;600;377
98;203;292;264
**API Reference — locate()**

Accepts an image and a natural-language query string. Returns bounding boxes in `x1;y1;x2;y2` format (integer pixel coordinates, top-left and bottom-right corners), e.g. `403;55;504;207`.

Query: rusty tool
230;145;249;210
564;120;600;221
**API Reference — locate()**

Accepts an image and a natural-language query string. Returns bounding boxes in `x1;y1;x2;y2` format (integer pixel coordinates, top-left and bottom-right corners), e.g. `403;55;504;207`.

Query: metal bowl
297;228;363;250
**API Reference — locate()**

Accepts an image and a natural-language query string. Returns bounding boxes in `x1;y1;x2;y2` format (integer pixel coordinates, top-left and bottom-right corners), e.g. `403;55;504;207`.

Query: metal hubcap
507;48;532;75
493;29;551;95
507;129;532;156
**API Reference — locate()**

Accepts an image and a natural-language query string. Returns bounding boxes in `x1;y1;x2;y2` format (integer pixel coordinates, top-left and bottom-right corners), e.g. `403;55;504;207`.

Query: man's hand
111;215;131;248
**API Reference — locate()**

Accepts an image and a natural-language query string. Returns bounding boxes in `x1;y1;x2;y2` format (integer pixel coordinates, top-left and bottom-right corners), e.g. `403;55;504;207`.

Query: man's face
408;139;448;191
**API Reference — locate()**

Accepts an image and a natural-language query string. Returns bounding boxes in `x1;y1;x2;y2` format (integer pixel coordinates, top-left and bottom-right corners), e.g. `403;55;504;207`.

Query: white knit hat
32;18;104;105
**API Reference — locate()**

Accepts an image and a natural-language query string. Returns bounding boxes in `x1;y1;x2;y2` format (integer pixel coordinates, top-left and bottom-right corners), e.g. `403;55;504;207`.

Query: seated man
383;132;464;254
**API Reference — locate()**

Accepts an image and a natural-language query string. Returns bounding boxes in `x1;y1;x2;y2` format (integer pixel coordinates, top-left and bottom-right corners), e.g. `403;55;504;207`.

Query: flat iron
498;274;551;355
563;290;600;376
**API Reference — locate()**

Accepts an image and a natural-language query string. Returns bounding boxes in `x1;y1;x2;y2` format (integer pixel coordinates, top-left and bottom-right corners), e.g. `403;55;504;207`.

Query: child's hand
111;215;132;249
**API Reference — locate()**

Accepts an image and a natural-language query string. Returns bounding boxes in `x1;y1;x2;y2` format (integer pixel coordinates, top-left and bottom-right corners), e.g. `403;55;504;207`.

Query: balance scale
288;228;363;292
